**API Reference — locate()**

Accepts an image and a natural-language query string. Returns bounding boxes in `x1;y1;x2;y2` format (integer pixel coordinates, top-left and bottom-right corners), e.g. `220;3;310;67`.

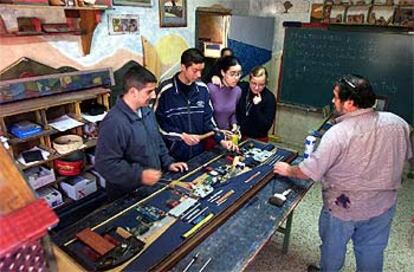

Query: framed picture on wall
374;96;389;111
108;14;140;35
113;0;153;7
159;0;187;27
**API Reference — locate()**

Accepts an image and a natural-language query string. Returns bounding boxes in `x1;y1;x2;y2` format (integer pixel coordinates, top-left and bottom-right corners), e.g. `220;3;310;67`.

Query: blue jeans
318;204;396;272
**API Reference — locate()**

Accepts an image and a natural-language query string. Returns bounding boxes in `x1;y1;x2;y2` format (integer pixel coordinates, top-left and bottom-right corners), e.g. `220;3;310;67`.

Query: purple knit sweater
208;83;242;130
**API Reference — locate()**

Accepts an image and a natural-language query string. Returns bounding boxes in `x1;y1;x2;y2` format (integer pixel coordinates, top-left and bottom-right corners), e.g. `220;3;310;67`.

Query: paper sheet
49;114;84;132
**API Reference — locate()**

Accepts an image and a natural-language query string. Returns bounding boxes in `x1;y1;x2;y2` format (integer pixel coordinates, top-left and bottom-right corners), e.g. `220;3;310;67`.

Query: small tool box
9;120;43;139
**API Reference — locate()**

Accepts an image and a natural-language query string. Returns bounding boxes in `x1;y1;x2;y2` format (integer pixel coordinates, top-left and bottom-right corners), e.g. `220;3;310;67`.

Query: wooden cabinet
0;87;110;207
0;4;109;55
195;6;231;58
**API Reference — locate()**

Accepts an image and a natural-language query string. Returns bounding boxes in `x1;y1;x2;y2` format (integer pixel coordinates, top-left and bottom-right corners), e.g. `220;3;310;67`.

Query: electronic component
192;184;214;199
135;205;166;223
209;170;219;176
168;197;198;218
167;199;180;208
126;218;152;236
215;167;227;176
263;144;275;151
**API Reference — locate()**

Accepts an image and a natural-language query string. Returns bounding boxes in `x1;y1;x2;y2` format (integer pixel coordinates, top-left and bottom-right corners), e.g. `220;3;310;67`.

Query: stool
410;216;414;249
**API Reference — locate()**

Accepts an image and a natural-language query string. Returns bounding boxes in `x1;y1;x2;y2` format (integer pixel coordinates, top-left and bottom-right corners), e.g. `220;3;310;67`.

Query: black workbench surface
170;156;312;272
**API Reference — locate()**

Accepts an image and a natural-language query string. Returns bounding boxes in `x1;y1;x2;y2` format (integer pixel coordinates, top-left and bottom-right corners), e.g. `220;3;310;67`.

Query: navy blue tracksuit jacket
154;74;222;161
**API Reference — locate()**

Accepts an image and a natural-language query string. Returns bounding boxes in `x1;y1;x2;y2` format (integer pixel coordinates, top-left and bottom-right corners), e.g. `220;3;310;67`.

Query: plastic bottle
304;135;316;159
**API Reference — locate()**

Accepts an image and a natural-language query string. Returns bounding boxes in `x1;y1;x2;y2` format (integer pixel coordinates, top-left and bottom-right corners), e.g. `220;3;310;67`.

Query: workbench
169;156;312;272
52;141;311;271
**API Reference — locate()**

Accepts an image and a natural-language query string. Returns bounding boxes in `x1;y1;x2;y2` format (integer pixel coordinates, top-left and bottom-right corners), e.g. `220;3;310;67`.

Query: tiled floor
246;173;414;272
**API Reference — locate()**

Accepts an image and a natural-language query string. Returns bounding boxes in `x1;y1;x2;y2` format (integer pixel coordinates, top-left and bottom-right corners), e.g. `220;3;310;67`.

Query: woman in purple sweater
207;56;242;131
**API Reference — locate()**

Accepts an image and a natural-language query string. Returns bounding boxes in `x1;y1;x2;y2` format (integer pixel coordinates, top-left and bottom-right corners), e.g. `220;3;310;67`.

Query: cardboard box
89;169;106;188
24;166;56;190
86;151;96;166
60;175;97;200
36;186;63;209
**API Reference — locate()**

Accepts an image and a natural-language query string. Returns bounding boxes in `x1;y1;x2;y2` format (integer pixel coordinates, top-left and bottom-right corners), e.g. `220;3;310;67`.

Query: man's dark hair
220;47;233;57
334;74;376;109
181;48;204;68
123;66;157;95
218;56;241;74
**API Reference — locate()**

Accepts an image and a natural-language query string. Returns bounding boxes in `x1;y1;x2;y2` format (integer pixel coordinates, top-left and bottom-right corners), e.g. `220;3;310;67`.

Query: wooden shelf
0;4;110;55
1;30;81;36
0;87;110;117
0;4;109;11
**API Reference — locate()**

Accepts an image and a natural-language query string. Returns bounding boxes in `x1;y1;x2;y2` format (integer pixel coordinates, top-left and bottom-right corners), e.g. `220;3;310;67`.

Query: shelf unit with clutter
322;0;414;27
0;1;112;55
0;68;113;212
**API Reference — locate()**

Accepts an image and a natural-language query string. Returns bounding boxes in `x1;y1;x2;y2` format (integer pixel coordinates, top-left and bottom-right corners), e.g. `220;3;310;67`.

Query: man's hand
273;162;309;180
211;75;222;86
273;162;292;177
141;169;162;186
182;133;200;146
220;140;239;152
168;162;189;172
231;123;238;133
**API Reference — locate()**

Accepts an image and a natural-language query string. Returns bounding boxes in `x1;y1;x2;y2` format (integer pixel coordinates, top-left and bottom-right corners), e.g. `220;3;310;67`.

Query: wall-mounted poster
112;0;153;7
108;14;139;35
159;0;187;27
310;4;324;22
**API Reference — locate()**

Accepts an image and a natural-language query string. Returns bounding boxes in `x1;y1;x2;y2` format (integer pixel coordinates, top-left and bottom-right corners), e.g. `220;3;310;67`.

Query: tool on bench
207;189;223;202
199;257;212;272
268;189;292;207
244;171;261;183
183;252;200;272
198;128;235;141
216;189;235;206
182;213;214;239
187;207;209;223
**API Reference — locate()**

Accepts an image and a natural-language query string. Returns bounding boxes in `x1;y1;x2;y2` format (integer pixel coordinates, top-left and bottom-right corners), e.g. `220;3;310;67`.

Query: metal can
231;134;239;145
304;135;316;159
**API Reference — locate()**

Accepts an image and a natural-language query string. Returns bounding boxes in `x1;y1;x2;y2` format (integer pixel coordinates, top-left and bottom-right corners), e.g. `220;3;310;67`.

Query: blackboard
279;27;413;124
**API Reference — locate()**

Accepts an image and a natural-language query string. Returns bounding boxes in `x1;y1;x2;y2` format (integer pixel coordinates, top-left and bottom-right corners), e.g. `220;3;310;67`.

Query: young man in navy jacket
95;67;187;200
154;48;237;161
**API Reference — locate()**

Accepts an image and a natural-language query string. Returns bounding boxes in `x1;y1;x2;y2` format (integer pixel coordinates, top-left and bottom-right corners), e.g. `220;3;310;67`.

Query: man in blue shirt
95;67;187;200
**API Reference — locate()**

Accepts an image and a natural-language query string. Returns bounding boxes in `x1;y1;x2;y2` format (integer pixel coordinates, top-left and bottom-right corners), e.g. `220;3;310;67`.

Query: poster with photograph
108;14;139;35
159;0;187;27
113;0;153;7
